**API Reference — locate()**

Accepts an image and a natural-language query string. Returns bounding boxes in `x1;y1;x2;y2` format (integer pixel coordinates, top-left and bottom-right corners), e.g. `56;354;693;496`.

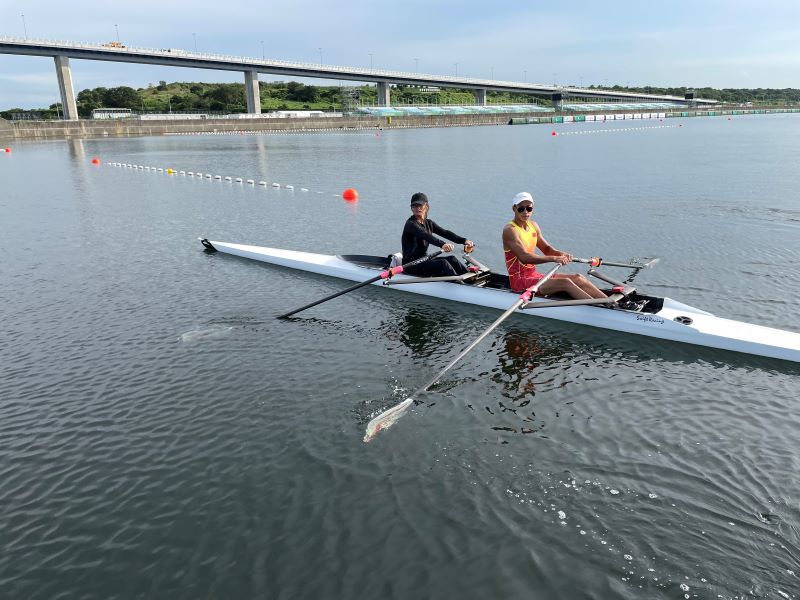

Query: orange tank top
504;220;539;274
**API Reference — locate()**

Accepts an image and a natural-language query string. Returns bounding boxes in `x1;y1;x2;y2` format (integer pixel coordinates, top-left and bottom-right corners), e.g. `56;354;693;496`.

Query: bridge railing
0;35;560;88
0;35;709;103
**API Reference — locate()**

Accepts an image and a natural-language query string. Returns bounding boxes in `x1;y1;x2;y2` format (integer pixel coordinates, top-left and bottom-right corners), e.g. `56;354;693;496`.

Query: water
2;116;799;599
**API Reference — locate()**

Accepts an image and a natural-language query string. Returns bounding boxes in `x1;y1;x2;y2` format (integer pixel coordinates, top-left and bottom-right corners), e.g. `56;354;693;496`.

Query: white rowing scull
199;239;800;364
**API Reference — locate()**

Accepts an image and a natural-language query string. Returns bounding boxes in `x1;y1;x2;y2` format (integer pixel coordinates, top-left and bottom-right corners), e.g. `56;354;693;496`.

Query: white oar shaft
364;263;562;442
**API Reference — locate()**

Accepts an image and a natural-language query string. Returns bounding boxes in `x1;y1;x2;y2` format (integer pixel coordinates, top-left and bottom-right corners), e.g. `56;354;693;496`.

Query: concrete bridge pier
244;70;261;114
377;82;391;106
551;92;563;111
54;55;79;121
474;89;487;106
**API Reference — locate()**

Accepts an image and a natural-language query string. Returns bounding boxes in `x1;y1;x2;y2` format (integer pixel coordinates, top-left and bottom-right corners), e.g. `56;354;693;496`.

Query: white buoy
188;172;194;176
157;168;163;172
271;182;280;187
224;176;232;181
246;179;254;184
258;181;267;186
300;188;309;192
235;177;243;183
205;174;212;179
214;175;222;180
285;185;294;189
179;171;186;175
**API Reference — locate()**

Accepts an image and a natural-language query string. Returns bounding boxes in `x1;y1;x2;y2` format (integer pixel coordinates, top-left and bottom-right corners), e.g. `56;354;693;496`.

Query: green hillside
3;81;799;120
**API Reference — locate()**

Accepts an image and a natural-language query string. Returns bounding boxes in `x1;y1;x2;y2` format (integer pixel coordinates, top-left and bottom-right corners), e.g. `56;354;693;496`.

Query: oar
573;256;660;269
363;263;562;442
278;251;443;319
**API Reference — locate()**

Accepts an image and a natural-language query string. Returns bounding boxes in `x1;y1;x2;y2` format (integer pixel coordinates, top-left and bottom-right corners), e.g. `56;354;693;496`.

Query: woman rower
402;192;474;277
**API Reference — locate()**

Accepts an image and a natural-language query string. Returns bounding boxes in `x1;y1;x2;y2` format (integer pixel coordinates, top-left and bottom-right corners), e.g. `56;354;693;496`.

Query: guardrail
0;35;709;103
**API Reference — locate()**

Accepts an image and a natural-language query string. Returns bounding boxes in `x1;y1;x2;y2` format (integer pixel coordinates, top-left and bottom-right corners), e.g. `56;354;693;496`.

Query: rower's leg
538;278;593;300
568;274;607;299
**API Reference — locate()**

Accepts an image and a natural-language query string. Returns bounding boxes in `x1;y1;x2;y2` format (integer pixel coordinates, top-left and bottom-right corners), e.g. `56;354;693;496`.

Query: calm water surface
2;116;800;599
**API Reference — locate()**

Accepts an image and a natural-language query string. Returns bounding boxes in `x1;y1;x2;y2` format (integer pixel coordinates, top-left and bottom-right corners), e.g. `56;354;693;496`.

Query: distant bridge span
0;36;715;120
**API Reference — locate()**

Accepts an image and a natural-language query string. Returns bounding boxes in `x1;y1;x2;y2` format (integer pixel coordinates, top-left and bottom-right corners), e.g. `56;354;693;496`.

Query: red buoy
342;188;359;202
91;157;100;165
551;131;558;136
3;148;10;153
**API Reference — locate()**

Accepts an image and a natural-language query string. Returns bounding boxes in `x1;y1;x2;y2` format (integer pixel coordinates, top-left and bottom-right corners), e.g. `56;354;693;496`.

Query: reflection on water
4;120;800;600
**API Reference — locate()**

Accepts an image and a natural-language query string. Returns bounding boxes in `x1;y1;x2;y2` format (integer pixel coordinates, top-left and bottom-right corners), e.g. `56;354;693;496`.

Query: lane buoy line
553;125;679;136
105;160;341;197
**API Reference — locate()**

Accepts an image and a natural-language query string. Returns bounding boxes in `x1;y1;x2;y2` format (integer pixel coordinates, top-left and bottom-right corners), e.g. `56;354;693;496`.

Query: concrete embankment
2;106;799;142
0;113;513;141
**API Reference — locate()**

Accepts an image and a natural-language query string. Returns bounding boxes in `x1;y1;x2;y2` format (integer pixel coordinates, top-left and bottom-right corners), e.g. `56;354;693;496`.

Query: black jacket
402;216;467;262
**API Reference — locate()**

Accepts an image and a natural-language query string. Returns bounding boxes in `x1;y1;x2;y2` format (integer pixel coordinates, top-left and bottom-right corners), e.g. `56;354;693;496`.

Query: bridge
0;36;716;120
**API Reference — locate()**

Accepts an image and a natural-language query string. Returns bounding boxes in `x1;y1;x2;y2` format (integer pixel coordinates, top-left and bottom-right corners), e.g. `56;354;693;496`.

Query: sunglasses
516;205;534;213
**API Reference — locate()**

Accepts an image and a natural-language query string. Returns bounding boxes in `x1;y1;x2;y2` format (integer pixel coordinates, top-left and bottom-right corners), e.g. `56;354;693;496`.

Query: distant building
91;108;134;119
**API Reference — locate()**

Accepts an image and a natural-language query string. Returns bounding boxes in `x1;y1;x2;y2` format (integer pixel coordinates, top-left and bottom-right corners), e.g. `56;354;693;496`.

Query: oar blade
640;257;660;268
363;398;414;443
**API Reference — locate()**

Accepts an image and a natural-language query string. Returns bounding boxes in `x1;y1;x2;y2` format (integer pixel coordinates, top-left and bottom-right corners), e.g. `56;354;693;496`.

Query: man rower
502;192;606;299
402;192;475;277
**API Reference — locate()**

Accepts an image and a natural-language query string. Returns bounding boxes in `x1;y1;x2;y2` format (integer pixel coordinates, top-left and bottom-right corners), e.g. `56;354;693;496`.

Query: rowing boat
199;239;800;363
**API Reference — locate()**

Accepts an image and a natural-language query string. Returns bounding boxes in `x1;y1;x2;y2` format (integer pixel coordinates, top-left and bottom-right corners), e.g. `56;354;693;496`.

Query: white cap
513;191;533;205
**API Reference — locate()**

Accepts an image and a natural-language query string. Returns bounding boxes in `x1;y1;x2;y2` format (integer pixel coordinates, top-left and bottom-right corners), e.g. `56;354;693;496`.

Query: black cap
410;192;429;206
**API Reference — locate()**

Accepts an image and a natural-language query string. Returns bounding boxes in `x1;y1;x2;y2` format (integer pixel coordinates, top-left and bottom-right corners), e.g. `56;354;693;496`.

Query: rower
502;191;606;300
401;192;475;277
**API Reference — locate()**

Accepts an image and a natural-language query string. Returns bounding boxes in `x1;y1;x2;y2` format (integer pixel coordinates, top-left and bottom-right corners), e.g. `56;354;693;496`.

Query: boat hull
205;241;800;363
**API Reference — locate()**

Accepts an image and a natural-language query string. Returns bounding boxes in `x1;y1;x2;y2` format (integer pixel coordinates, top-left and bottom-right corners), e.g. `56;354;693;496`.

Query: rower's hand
442;243;455;252
464;240;475;254
551;255;571;265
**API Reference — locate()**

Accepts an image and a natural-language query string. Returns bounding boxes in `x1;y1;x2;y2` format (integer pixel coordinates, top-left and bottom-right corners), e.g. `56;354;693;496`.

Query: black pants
405;256;469;277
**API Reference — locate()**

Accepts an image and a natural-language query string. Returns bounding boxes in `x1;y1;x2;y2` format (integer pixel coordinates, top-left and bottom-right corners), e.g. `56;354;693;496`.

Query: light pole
21;13;27;39
115;24;120;43
553;72;557;86
318;47;323;64
414;57;419;73
454;62;458;76
192;33;197;52
261;40;265;60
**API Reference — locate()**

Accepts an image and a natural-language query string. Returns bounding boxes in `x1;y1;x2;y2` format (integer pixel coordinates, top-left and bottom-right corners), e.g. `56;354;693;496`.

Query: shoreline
2;106;798;142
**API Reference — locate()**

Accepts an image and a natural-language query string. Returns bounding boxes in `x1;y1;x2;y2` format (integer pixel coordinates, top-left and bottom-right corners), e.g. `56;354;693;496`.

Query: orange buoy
91;157;100;165
342;188;359;202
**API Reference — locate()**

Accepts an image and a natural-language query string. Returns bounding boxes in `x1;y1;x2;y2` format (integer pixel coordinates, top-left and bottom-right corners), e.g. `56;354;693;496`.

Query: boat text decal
636;314;665;325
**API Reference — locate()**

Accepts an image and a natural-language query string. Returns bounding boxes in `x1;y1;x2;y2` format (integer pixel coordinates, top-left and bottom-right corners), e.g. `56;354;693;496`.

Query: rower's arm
429;220;467;245
404;219;447;248
536;225;572;260
503;225;552;265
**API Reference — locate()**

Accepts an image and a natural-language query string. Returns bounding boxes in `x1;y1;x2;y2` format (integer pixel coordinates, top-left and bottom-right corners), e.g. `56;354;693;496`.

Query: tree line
3;81;800;120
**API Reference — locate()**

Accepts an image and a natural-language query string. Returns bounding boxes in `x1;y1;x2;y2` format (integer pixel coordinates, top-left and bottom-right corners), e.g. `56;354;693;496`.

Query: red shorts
509;269;545;293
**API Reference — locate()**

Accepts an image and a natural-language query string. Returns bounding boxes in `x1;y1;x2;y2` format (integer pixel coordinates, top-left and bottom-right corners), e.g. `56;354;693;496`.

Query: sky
2;0;800;108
